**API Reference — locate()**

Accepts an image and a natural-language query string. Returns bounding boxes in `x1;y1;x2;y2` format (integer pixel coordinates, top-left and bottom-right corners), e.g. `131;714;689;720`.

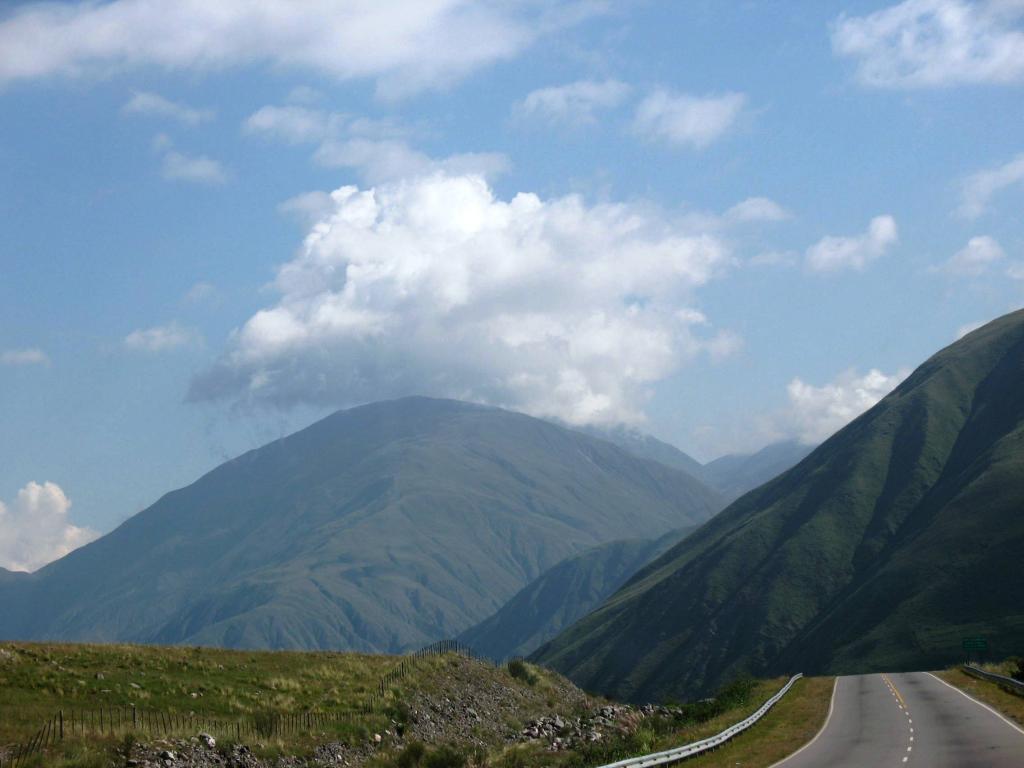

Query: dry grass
934;668;1024;729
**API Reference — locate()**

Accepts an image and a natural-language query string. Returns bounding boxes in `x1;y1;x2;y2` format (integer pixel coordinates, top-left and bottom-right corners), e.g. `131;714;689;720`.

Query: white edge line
767;676;838;767
925;671;1024;737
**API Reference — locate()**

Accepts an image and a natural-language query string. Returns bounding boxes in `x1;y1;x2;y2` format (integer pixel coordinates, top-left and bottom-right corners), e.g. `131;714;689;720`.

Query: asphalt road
773;671;1024;767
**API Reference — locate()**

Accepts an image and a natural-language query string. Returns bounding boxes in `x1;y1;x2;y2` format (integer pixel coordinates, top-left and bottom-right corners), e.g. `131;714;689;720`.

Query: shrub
1012;657;1024;683
397;741;426;768
423;745;467;768
506;660;537;686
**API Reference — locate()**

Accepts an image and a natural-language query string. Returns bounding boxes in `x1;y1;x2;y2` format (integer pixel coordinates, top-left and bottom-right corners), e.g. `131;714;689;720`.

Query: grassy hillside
536;310;1024;701
0;641;590;766
0;397;722;654
459;527;693;661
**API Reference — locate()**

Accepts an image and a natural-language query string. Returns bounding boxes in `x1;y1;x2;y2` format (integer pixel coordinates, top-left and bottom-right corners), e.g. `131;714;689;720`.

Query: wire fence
0;639;493;768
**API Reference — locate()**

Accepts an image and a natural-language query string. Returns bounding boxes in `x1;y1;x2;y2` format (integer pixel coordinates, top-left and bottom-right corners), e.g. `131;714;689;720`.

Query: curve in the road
772;671;1024;767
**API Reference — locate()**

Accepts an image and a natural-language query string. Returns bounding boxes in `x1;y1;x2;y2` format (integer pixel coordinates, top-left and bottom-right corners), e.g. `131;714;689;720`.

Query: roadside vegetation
1;642;835;768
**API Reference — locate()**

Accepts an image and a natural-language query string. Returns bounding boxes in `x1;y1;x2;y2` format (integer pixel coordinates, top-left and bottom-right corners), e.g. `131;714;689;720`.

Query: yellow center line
883;674;908;709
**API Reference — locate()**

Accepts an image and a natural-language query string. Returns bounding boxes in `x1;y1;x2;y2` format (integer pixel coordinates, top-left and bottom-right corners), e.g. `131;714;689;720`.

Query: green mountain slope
535;310;1024;702
701;441;815;501
0;397;723;653
458;526;695;661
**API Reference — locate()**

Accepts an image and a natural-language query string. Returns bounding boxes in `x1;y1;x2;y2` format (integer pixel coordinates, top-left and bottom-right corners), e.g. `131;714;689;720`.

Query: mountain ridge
535;309;1024;702
0;396;724;653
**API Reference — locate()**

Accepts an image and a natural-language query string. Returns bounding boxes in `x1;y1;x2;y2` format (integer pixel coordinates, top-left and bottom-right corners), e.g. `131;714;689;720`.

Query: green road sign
962;637;988;651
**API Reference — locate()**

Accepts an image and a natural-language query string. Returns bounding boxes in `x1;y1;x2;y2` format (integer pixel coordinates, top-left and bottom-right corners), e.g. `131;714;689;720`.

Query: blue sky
1;0;1023;571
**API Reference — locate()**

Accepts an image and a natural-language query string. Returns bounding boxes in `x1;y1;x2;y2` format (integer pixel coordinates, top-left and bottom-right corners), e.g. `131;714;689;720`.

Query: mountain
459;526;695;661
701;441;815;501
0;397;724;653
535;310;1024;702
576;425;706;478
581;425;811;502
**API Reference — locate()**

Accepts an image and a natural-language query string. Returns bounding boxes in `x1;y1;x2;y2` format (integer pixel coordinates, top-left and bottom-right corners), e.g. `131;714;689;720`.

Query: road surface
773;671;1024;767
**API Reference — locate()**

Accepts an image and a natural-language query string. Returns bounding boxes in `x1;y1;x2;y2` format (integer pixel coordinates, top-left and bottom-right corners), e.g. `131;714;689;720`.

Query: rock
159;750;176;760
198;732;216;749
373;733;382;744
130;682;142;689
95;672;104;680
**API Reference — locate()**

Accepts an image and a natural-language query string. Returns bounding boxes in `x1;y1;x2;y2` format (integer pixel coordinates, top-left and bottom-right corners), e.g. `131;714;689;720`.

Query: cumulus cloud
958;152;1024;219
161;150;227;184
124;322;200;351
932;235;1006;276
0;481;98;572
516;79;631;124
806;215;898;272
784;367;910;444
631;90;746;149
1;348;49;366
245;104;508;184
0;0;599;98
832;0;1024;88
190;173;737;426
122;90;213;125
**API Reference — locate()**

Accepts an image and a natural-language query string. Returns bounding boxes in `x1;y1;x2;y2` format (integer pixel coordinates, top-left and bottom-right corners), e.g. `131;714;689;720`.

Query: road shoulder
932;669;1024;732
667;676;835;768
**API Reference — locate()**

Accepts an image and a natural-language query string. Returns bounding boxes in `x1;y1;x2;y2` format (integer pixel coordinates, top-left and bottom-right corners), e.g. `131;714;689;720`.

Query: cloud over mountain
190;173;735;425
0;482;97;573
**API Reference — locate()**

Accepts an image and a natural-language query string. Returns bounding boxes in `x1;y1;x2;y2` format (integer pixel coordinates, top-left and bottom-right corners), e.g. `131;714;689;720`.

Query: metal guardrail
597;674;803;768
962;665;1024;696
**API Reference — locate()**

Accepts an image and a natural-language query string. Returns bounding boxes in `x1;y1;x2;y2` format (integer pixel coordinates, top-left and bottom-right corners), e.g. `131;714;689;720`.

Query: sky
1;0;1023;571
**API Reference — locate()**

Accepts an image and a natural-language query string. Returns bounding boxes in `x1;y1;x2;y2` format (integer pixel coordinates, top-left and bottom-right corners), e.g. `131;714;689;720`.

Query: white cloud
832;0;1024;88
958;152;1024;219
784;367;910;444
806;215;898;272
122;90;213;125
278;190;336;226
631;90;746;149
245;104;508;184
124;322;200;351
0;0;599;97
243;105;346;144
161;151;227;184
1008;262;1024;280
315;138;509;185
190;173;737;426
516;79;631;124
724;196;792;223
933;235;1006;276
0;482;98;572
1;347;49;366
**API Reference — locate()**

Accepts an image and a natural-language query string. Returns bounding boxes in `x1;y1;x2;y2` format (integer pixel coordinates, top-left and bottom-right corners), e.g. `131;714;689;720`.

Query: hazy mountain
576;425;705;478
459;526;695;662
0;397;723;652
536;310;1024;702
580;424;811;502
701;441;815;501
